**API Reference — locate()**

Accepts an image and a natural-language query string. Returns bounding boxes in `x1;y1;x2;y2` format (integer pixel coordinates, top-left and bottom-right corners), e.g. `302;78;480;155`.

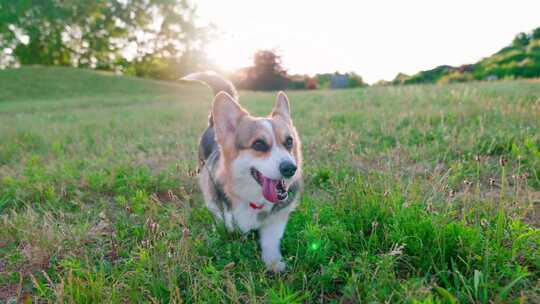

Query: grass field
1;66;539;303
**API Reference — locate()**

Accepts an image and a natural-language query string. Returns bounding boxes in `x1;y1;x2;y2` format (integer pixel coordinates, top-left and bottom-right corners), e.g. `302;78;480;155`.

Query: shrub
437;72;474;84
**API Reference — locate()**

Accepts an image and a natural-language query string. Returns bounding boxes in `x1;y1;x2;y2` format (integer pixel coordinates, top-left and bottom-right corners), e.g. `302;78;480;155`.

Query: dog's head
212;91;302;204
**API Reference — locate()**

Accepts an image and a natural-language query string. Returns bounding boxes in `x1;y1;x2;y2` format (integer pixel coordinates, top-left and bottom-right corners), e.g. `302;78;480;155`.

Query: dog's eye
284;136;293;150
252;139;269;152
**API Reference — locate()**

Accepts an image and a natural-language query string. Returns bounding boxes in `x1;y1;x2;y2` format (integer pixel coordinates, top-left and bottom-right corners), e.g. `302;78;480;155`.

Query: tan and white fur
182;71;303;272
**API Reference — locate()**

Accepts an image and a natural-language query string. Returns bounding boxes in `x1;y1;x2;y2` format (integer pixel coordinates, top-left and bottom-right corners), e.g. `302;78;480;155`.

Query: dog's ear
212;92;247;144
272;91;291;121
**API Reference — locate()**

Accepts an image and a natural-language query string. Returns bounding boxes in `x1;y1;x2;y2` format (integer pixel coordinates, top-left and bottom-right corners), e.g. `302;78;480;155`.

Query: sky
195;0;540;84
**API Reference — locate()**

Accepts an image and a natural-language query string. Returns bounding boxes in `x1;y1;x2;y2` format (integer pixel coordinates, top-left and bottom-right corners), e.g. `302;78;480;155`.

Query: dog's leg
223;211;235;232
259;215;288;272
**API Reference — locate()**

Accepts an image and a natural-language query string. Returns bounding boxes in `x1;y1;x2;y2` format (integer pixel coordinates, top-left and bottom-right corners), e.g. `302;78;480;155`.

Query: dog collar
249;202;265;210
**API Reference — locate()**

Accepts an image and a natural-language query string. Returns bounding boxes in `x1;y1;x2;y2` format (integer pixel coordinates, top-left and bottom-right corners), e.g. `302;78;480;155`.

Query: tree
512;32;530;48
235;50;289;90
532;27;540;40
0;0;210;79
347;72;367;88
392;73;411;85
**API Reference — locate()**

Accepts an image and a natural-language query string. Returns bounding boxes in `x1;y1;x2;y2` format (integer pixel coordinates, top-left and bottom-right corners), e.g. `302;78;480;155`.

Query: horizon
197;0;540;84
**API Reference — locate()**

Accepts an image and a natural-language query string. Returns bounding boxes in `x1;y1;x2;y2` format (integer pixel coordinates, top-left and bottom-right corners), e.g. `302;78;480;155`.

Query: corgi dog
182;72;303;272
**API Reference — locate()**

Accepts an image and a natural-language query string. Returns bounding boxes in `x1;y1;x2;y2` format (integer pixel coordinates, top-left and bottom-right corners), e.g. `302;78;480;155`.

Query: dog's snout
279;161;297;178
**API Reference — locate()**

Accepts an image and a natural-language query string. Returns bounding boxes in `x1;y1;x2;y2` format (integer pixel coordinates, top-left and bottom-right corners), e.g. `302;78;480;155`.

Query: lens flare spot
309;241;321;251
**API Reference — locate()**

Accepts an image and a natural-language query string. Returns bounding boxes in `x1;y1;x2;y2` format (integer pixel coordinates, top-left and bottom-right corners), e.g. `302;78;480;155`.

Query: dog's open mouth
250;168;288;203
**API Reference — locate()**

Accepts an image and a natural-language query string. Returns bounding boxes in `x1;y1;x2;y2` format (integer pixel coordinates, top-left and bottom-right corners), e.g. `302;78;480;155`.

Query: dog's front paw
265;259;286;273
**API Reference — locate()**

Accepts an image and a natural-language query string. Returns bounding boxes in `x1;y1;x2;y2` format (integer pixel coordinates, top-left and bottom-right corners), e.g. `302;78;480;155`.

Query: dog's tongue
261;176;280;203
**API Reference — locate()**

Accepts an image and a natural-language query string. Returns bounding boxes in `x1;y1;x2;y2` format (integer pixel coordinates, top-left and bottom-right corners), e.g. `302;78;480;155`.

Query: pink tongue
261;176;279;203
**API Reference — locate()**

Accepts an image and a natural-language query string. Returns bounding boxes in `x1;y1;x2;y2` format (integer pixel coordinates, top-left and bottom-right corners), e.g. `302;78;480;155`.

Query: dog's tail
181;71;238;101
181;71;238;127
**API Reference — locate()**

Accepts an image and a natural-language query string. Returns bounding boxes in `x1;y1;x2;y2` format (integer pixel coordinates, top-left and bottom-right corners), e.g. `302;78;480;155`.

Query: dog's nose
279;161;297;178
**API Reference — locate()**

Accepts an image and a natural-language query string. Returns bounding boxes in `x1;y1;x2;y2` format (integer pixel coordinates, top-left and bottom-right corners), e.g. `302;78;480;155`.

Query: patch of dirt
88;218;113;238
0;256;23;302
19;242;50;275
0;284;19;303
154;188;185;204
0;243;59;302
524;197;540;227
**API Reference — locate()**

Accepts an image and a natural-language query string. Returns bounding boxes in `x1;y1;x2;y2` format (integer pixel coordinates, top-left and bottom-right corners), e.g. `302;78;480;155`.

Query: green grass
1;66;539;303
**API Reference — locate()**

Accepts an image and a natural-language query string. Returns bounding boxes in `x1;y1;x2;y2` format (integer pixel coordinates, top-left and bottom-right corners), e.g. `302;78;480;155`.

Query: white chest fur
229;203;265;232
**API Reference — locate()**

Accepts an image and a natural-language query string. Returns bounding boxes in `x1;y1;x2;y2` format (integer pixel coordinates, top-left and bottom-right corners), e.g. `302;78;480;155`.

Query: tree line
0;0;211;80
384;27;540;85
230;50;368;91
0;1;366;90
1;3;538;89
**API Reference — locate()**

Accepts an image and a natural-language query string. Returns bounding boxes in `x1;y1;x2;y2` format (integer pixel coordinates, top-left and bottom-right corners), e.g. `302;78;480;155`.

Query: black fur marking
204;150;232;211
199;126;217;166
212;177;232;210
257;211;269;221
